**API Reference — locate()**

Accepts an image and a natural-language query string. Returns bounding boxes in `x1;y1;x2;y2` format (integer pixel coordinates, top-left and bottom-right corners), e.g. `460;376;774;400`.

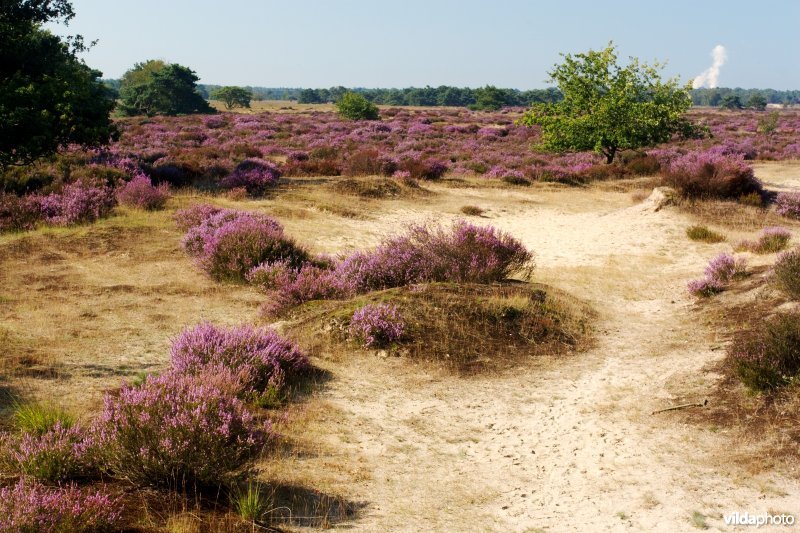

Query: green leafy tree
0;0;117;169
719;94;743;110
336;91;379;120
519;43;696;163
758;110;780;136
297;88;323;104
747;93;767;111
472;86;509;111
118;60;213;116
210;86;252;110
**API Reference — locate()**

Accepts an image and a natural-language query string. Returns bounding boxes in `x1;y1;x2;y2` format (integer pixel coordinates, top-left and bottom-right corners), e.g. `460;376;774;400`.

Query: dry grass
678;198;797;231
459;205;485;216
284;282;594;374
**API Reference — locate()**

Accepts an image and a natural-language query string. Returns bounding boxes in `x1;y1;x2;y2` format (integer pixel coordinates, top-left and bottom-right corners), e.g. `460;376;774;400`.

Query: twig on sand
651;399;708;415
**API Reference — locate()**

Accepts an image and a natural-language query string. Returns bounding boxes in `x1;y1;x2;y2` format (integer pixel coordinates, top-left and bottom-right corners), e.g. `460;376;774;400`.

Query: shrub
662;150;763;199
181;209;310;282
0;479;123;532
219;158;281;197
170;322;309;398
730;312;800;391
773;248;800;299
1;422;98;482
686;225;725;243
348;304;406;348
0;192;42;232
336;91;380;121
737;227;792;254
623;154;660;175
173;203;222;232
37;181;116;226
97;372;266;488
460;205;485;216
687;253;746;297
687;277;724;297
398;158;448;180
776;192;800;219
116;173;170;210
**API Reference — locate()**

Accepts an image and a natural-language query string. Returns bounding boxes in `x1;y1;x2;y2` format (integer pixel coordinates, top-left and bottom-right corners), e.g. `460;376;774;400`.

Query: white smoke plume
692;45;727;89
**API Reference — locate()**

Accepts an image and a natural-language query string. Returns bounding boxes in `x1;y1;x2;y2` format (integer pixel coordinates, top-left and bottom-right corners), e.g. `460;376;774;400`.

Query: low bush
170;322;309;399
0;192;42;232
686;225;725;243
0;479;123;532
661;150;763;199
219;158;281;197
729;312;800;391
181;209;310;282
1;423;98;483
776;192;800;219
773;248;800;299
737;227;792;254
348;304;406;348
397;158;448;180
687;252;747;297
37;181;116;226
97;372;266;488
460;205;485;216
116;174;170;210
174;203;222;232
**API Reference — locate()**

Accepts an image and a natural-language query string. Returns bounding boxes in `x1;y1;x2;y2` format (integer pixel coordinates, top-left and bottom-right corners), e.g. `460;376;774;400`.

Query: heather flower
98;372;266;488
776;192;800;219
116;173;170;210
348;304;406;347
662;149;763;199
173;203;222;231
0;192;42;232
687;253;747;297
687;277;724;297
0;479;123;532
219;158;281;197
1;422;99;482
36;182;116;226
170;322;309;397
738;227;792;254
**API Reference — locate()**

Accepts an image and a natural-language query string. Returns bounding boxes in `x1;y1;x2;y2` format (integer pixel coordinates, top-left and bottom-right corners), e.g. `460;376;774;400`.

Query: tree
519;43;696;163
472;86;510;111
210;86;252;110
297;88;323;104
335;91;379;120
118;60;213;116
747;93;767;111
0;0;117;169
719;94;743;110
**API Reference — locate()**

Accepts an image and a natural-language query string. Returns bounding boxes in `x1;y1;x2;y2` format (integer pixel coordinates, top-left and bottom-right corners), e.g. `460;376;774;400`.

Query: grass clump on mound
686;225;725;243
288;282;592;373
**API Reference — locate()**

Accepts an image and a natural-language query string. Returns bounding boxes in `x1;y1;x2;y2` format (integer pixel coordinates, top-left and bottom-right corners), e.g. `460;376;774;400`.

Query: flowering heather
0;479;122;532
738;227;792;254
662;149;763;199
170;322;309;397
180;208;309;281
0;192;42;232
348;304;406;348
773;248;800;300
98;372;266;488
173;203;223;231
776;192;800;219
2;422;98;482
687;252;746;297
219;158;281;197
37;182;116;226
116;173;170;210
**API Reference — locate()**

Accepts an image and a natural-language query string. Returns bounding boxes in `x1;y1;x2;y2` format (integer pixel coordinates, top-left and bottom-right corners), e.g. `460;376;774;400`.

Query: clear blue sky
51;0;800;89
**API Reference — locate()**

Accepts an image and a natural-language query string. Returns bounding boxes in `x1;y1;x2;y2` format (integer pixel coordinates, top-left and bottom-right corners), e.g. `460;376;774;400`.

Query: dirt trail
299;182;800;532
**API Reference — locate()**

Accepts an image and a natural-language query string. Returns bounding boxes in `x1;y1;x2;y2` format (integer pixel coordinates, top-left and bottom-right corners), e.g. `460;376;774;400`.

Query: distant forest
101;79;800;108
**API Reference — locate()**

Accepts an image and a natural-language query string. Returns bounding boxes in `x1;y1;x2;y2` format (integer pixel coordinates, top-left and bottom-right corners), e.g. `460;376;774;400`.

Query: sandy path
299;183;800;532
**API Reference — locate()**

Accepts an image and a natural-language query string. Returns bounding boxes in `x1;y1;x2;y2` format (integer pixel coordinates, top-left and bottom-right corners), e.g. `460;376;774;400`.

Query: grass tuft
686;225;725;243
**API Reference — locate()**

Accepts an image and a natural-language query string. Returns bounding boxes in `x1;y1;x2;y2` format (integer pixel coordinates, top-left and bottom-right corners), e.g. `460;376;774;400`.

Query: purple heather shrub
485;165;525;180
173;203;223;232
170;322;309;397
116;173;170;210
776;192;800;219
37;182;116;226
0;192;42;232
687;277;724;297
662;149;763;199
738;227;792;254
1;422;98;482
703;252;748;284
392;170;411;179
97;371;266;487
0;479;123;532
348;303;406;348
219;158;281;197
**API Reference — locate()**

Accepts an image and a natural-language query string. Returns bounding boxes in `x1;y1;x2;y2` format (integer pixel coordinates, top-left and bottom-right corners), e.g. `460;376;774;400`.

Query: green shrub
336;92;380;121
686;225;725;243
773;248;800;300
730;312;800;391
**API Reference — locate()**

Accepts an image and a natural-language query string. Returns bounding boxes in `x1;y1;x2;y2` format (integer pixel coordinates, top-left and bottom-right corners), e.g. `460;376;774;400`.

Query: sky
49;0;800;89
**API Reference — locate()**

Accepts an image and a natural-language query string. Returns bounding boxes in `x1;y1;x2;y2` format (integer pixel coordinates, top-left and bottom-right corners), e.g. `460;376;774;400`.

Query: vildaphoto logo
724;512;795;528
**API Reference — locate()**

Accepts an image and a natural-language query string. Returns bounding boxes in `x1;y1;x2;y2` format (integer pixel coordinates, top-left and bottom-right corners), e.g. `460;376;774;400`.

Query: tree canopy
0;0;117;169
336;91;380;120
118;60;213;116
210;86;252;110
519;43;696;163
